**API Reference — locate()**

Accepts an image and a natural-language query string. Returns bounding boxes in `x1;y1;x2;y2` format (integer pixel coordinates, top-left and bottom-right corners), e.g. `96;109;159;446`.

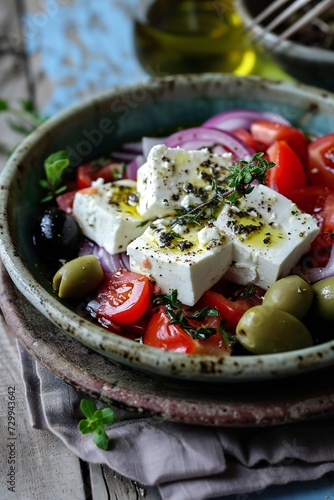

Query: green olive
263;275;313;319
312;277;334;321
236;305;313;355
53;255;103;299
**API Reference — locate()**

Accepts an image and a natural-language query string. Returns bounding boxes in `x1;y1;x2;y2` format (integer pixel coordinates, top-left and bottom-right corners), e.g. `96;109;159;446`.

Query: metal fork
248;0;334;45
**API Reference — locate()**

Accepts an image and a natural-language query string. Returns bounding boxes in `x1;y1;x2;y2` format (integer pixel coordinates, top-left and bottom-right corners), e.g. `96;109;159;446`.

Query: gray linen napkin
18;342;334;500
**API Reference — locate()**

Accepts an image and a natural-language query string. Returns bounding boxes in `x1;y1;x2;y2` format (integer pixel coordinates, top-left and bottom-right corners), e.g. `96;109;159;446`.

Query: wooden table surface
1;2;334;499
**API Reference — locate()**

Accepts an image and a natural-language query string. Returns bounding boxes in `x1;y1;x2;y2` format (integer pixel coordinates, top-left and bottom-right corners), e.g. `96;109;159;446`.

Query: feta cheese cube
127;218;232;306
136;144;232;219
72;180;149;254
214;184;320;289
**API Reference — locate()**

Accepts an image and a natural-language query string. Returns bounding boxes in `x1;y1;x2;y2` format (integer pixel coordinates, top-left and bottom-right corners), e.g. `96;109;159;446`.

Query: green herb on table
78;399;125;451
39;150;70;202
0;98;46;154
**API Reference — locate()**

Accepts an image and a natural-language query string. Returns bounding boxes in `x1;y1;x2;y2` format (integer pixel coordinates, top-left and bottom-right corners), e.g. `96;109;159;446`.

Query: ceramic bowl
235;0;334;92
1;73;334;382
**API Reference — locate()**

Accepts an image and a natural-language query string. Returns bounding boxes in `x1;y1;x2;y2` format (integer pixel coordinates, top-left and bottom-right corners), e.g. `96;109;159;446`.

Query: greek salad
32;109;334;356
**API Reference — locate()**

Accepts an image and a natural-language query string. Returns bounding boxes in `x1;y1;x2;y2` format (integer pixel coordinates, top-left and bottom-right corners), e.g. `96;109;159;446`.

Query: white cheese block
72;180;149;254
214;184;320;289
127;218;232;306
136;144;232;219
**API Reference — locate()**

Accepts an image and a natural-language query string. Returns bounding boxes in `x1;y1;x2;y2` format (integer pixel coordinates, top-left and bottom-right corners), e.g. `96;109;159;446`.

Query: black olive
33;207;83;260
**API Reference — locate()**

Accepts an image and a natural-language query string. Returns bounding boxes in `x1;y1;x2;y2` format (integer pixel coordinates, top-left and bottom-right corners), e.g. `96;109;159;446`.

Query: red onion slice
203;109;291;131
163;126;254;161
127;155;144;180
111;151;139;163
301;244;334;283
79;239;130;273
142;136;165;159
121;141;143;154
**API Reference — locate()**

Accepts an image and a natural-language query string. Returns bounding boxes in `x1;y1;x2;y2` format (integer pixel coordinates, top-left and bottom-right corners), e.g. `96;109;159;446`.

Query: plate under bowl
1;73;334;382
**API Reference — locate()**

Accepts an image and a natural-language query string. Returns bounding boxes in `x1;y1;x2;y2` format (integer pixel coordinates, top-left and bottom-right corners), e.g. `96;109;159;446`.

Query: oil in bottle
134;0;256;76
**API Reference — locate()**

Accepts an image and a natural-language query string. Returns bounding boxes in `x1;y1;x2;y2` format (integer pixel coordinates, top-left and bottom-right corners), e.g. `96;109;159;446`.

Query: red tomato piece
93;270;150;325
307;233;334;268
232;128;257;150
196;290;252;330
56;189;78;214
123;313;152;337
77;162;125;189
143;306;230;355
308;133;334;189
287;185;331;227
287;187;334;267
266;140;307;197
232;128;267;153
143;307;195;353
322;193;334;236
287;185;330;214
250;120;309;167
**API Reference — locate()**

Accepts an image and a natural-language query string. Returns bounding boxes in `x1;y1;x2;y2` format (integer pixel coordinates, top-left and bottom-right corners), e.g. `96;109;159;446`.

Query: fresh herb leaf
20;98;35;113
112;162;126;180
0;99;9;111
0;98;47;155
190;306;219;320
137;219;153;228
40;150;70;202
153;289;218;340
218;320;237;347
234;283;256;301
5;120;34;136
80;399;97;419
0;98;45;128
169;153;275;229
225;152;275;203
78;399;124;451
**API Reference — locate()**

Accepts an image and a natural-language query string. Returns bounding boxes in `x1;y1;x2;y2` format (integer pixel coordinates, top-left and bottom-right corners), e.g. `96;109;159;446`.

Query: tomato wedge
93;270;150;325
287;185;330;214
322;193;334;236
266;140;307;197
143;306;230;355
232;128;267;153
308;133;334;189
196;290;252;330
77;162;125;189
56;189;78;214
288;187;334;266
287;185;330;226
250;120;309;168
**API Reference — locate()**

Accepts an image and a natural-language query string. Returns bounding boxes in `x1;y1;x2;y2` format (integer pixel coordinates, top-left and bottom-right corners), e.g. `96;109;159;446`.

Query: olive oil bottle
134;0;256;76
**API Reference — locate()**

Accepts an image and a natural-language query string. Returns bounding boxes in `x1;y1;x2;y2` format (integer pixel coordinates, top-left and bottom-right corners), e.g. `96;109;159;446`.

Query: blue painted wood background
24;0;148;115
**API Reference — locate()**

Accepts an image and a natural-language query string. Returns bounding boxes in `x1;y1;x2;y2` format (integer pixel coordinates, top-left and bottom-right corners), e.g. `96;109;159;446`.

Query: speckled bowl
1;73;334;382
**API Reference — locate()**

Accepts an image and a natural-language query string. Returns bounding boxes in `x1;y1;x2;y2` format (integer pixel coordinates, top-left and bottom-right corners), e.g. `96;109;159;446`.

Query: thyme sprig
225;152;275;203
0;98;45;129
152;289;219;340
171;190;223;229
0;98;46;154
219;321;237;348
170;152;275;228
